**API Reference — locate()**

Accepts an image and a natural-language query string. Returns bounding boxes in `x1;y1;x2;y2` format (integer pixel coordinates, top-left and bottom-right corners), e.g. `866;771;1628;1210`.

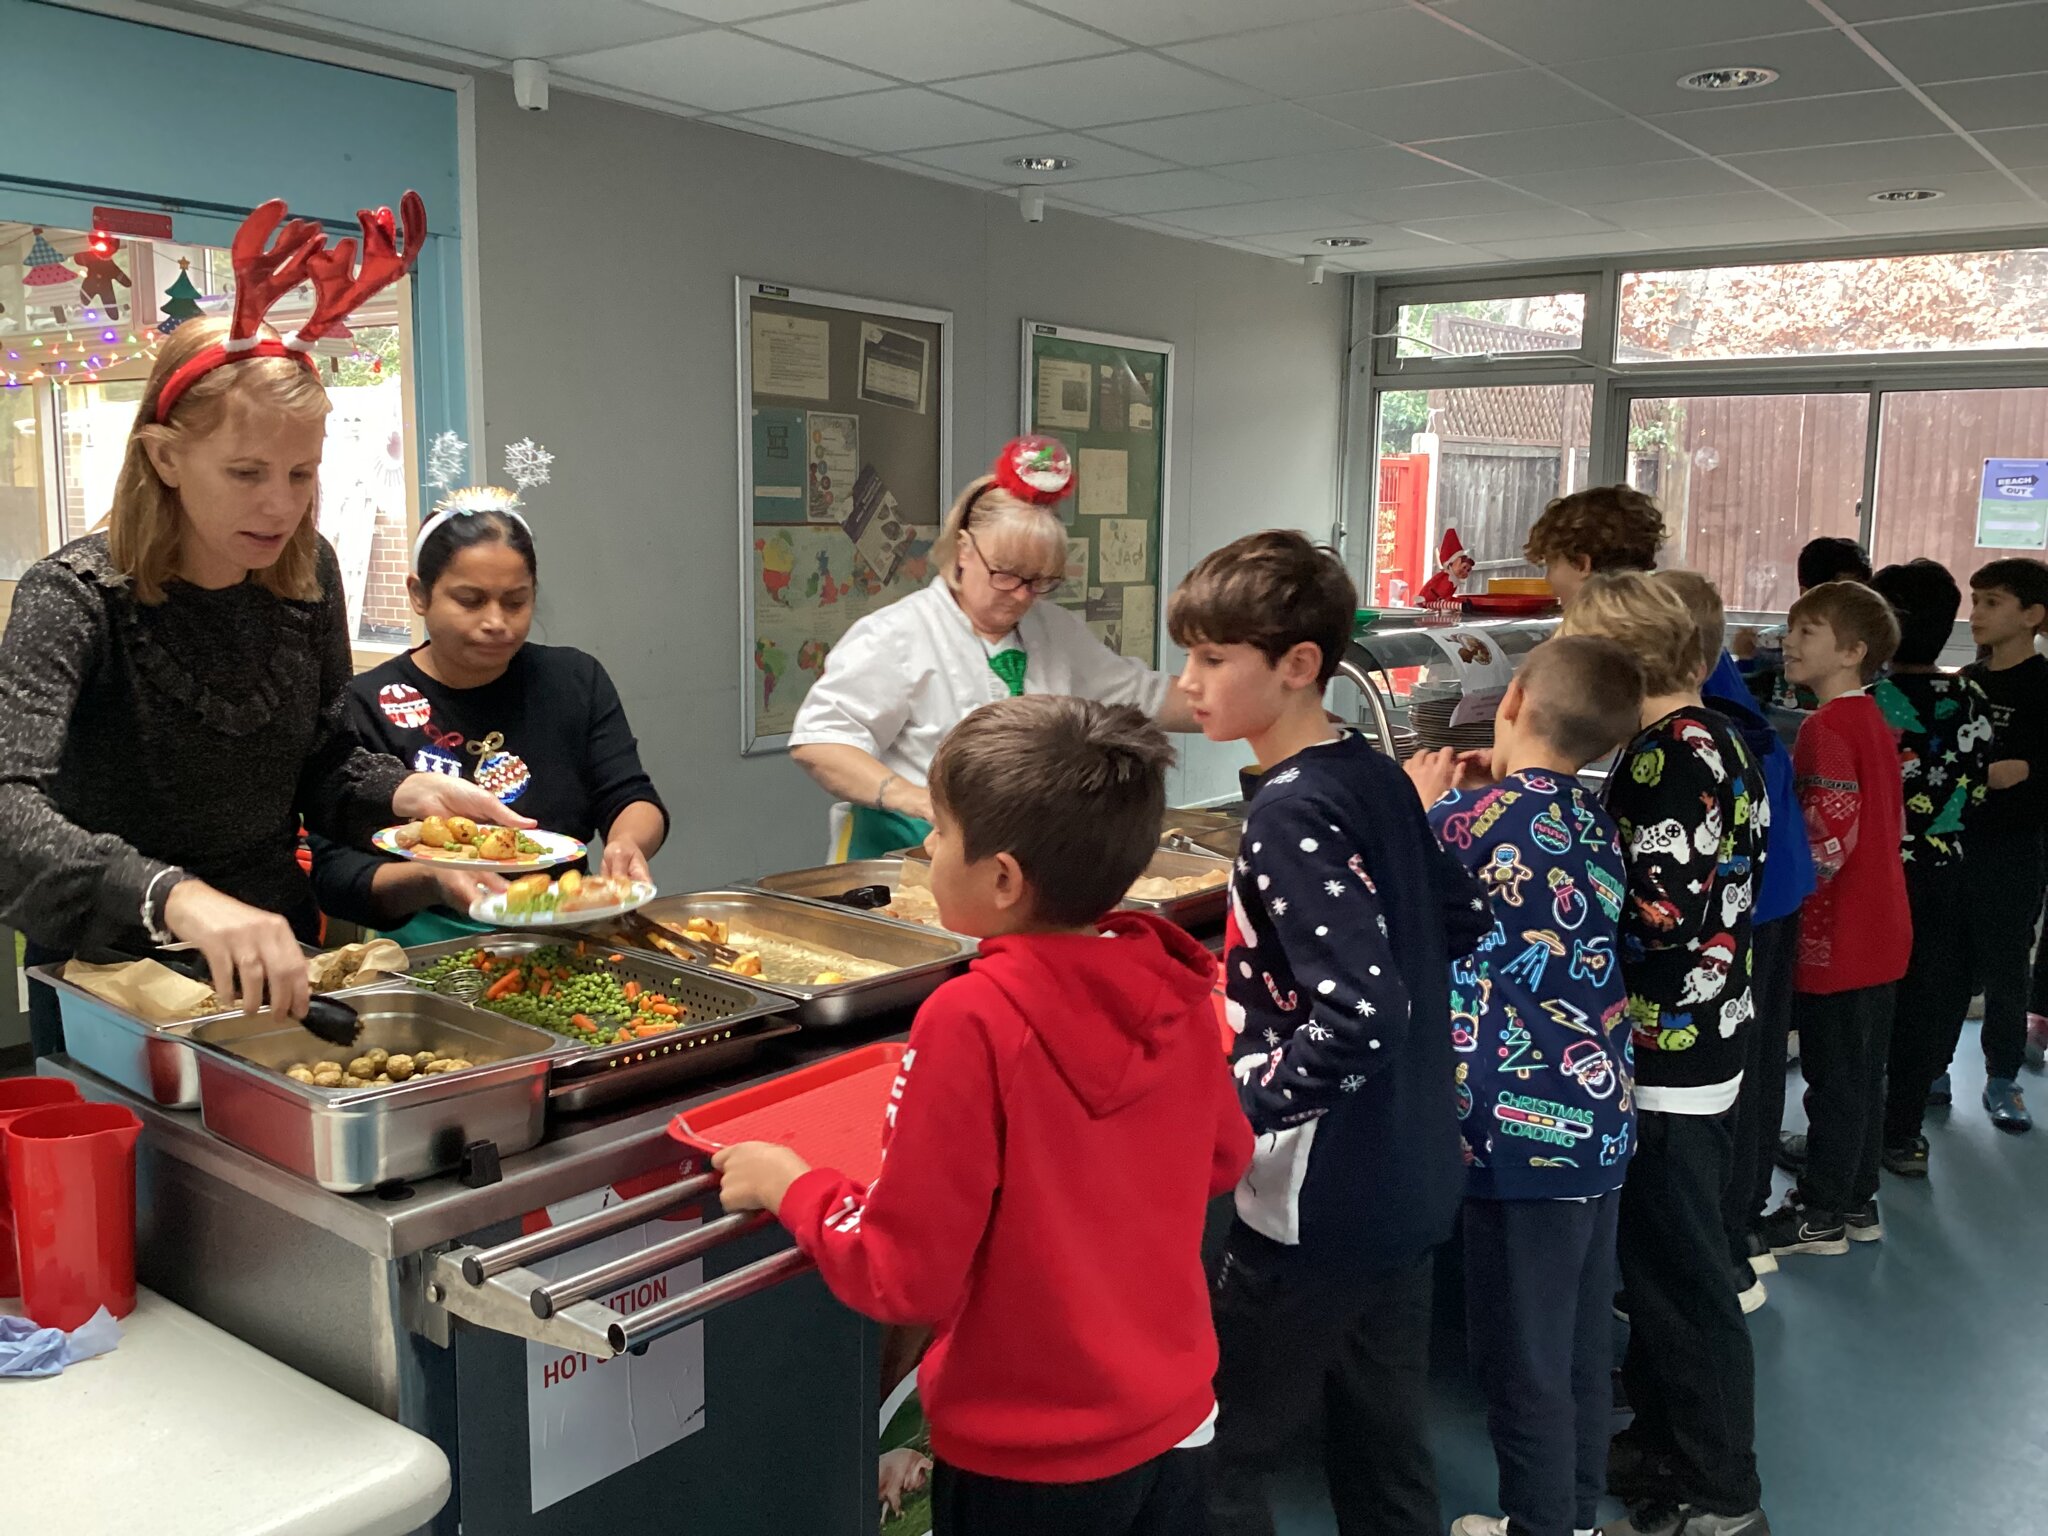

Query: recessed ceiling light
1006;154;1075;173
1676;66;1780;92
1315;236;1373;248
1869;187;1944;202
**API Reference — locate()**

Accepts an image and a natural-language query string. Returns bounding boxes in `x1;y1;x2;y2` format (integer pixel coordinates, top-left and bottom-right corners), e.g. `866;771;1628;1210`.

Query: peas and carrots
414;946;695;1048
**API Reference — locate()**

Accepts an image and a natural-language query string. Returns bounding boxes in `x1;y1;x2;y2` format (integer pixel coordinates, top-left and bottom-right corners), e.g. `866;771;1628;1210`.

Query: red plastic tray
1462;593;1558;617
669;1043;906;1187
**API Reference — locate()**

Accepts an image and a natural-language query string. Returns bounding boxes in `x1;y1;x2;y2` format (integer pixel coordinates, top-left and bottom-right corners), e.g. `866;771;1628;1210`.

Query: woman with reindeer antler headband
0;193;519;1054
308;433;669;944
790;436;1197;860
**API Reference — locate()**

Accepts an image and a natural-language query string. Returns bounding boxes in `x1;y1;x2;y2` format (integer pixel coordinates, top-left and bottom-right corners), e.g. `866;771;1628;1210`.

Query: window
1625;393;1868;613
1392;292;1585;360
1872;387;2048;580
0;388;43;587
1374;383;1593;605
1619;249;2048;363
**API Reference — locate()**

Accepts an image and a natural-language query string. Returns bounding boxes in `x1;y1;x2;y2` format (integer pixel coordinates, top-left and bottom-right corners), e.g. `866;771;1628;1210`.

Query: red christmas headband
153;192;426;422
990;435;1076;505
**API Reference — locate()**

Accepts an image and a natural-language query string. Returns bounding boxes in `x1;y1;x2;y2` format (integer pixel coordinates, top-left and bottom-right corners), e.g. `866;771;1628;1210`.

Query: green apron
839;648;1028;863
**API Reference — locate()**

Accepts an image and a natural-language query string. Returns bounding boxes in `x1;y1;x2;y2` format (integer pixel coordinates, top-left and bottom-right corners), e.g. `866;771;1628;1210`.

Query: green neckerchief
986;647;1028;697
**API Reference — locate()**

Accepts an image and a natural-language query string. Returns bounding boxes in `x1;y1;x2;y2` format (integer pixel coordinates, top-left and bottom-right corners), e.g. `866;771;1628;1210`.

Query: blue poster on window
1978;458;2048;551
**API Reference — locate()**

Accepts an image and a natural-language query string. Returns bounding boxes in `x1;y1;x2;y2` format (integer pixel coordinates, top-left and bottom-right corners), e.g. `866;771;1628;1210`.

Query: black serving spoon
93;944;363;1050
822;884;892;911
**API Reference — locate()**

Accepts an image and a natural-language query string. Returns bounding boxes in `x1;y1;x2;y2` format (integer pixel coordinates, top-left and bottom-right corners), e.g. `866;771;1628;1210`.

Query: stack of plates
1408;694;1496;753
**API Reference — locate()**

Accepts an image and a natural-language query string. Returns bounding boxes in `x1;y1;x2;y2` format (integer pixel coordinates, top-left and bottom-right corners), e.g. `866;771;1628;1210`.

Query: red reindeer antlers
154;191;427;421
297;191;426;344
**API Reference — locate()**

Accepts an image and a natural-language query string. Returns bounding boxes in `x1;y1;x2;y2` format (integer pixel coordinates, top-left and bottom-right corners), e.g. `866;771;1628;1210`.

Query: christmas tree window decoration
22;228;76;325
159;259;204;333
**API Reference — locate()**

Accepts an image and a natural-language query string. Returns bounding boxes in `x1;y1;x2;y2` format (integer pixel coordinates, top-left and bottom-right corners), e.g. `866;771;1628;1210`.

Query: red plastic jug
5;1102;142;1329
0;1078;83;1297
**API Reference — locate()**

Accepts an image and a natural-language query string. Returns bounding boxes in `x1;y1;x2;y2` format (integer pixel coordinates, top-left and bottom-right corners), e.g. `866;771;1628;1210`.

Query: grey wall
470;85;1348;890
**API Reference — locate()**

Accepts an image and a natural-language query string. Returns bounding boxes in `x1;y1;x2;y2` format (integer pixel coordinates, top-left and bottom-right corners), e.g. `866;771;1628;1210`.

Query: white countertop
0;1289;450;1536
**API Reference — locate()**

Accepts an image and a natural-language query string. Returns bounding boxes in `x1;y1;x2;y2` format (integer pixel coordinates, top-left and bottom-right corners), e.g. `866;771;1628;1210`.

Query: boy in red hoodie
715;694;1253;1536
1763;580;1907;1258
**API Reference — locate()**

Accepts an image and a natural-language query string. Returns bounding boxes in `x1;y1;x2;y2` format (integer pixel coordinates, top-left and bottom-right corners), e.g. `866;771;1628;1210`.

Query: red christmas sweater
1794;692;1911;994
777;911;1253;1483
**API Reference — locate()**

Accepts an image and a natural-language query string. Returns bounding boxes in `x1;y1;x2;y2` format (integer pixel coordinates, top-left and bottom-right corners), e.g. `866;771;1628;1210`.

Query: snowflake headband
154;193;425;422
411;433;553;573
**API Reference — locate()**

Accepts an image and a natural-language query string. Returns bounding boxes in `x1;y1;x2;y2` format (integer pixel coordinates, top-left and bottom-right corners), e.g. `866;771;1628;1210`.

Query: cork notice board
1020;320;1174;668
739;279;953;754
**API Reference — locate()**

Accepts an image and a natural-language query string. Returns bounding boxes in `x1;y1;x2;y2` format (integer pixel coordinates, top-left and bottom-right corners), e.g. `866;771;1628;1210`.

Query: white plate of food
375;817;586;873
469;872;656;927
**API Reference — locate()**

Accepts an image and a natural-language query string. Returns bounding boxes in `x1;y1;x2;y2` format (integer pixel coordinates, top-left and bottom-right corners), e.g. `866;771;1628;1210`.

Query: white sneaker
1738;1272;1768;1314
1451;1518;1510;1536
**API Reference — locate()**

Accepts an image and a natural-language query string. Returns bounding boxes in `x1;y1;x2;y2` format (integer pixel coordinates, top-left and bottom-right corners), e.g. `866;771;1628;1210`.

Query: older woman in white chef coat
791;437;1195;860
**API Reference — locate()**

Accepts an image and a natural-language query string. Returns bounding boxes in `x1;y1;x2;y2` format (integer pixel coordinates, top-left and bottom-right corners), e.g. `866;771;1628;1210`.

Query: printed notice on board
751;408;808;523
807;412;860;525
753;312;831;401
526;1185;706;1511
1122;583;1156;664
860;324;930;413
1078;448;1128;517
1098;518;1149;584
1977;458;2048;550
1035;358;1092;430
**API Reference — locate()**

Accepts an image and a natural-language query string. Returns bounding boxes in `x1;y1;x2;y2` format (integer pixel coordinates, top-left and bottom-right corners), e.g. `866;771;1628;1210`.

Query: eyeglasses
962;531;1062;596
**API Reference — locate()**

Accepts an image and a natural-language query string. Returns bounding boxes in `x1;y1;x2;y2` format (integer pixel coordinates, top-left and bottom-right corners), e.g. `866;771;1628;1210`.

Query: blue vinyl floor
1269;1046;2048;1534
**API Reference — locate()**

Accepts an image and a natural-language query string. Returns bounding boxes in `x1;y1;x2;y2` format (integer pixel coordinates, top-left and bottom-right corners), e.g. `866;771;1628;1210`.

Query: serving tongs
91;943;363;1050
616;910;744;968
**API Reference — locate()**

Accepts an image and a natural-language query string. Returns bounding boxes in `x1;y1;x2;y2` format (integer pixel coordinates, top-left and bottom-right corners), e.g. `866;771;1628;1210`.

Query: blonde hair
934;475;1068;591
1558;570;1702;696
111;317;330;604
1651;570;1726;679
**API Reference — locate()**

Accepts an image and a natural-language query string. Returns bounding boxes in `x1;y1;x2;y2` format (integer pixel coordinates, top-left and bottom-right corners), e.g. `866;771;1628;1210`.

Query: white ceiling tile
1829;198;2048;233
1026;0;1405;47
1404;208;1629;243
247;5;509;65
642;0;826;18
556;30;890;111
260;0;703;58
941;52;1259;127
1553;28;1895;117
703;115;860;154
864;155;1001;190
1791;170;2035;212
1726;133;2004;186
1241;223;1451;255
899;132;1173;181
1858;8;2048;85
1980;124;2048;167
1471;233;1663;262
1616;216;1851;249
1163;10;1515;98
741;0;1115;82
1056;168;1286;214
1503;158;1753;205
1438;0;1822;65
1211;145;1481;197
1924;72;2048;130
1152;198;1364;236
1577;189;1810;227
1303;72;1613;141
2022;167;2048;196
737;89;1046;153
1649;89;1946;155
1823;0;2041;19
1092;103;1374;166
1414;119;1693;177
1328;241;1496;271
1328;179;1556;222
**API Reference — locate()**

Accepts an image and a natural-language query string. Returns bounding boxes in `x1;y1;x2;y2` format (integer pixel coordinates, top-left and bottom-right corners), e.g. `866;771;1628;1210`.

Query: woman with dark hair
311;461;667;942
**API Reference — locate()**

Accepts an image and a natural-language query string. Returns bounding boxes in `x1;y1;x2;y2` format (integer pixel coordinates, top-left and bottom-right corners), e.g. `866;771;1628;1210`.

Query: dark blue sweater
1428;773;1636;1199
1224;734;1490;1273
1707;650;1811;925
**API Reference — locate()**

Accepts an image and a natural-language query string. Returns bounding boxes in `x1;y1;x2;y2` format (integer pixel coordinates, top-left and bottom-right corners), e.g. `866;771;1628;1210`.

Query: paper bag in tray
61;959;218;1023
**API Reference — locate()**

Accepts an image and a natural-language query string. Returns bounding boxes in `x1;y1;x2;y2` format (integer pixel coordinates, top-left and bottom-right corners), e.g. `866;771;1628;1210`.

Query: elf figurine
1418;528;1474;606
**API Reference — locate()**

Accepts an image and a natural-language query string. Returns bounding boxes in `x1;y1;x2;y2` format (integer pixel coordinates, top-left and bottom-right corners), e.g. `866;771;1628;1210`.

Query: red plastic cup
5;1102;142;1329
0;1077;84;1297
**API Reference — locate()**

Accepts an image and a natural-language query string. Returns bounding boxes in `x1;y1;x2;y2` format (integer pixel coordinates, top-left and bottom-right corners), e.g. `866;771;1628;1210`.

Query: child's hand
879;1448;932;1518
1453;749;1499;790
711;1143;813;1214
1989;759;2030;791
1404;747;1460;807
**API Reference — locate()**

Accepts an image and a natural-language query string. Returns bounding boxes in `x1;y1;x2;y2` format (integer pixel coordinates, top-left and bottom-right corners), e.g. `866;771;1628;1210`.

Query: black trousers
1616;1109;1762;1518
932;1449;1206;1536
1793;984;1895;1213
1969;841;2045;1082
1209;1222;1438;1536
1884;860;1975;1146
1724;911;1798;1265
1464;1195;1619;1536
